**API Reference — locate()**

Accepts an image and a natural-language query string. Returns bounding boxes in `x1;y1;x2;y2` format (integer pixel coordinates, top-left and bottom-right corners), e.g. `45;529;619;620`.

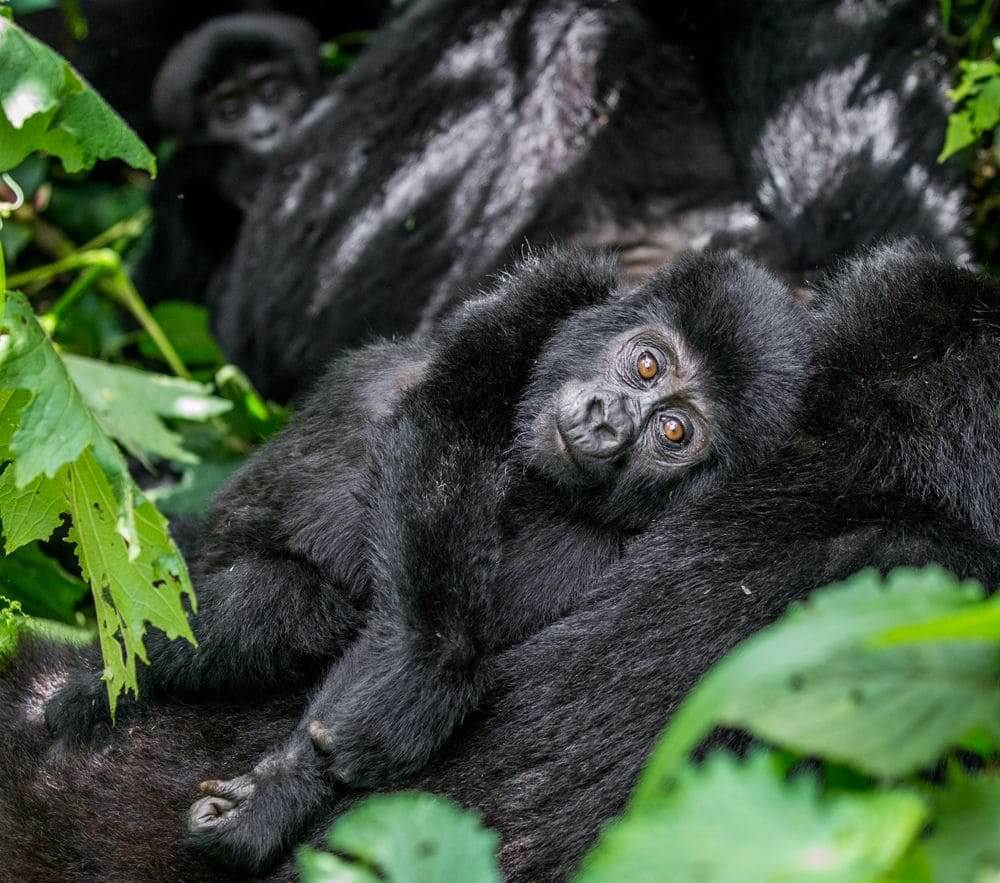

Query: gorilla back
208;0;963;399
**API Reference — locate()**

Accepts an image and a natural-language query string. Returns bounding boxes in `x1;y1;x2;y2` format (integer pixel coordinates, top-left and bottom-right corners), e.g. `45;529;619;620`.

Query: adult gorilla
3;246;1000;880
207;0;965;401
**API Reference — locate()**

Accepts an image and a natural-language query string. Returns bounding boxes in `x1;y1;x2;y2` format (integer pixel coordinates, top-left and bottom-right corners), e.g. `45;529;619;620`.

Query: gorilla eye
637;351;658;381
662;415;686;444
259;77;286;105
216;97;244;122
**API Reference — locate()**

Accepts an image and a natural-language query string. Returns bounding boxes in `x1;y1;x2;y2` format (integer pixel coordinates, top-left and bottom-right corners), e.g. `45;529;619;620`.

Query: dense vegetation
0;1;998;880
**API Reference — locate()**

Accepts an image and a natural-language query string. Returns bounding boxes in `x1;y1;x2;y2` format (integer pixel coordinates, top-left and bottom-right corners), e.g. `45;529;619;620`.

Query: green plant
0;10;284;714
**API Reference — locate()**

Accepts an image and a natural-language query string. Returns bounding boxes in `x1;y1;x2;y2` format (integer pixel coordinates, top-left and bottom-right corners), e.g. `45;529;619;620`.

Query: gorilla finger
197;775;255;801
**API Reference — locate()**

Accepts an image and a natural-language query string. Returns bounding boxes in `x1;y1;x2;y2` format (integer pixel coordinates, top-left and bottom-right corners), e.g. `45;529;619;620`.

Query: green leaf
0;218;32;263
50;289;128;359
45;178;147;244
0;462;66;552
62;447;195;716
0;541;86;622
299;793;501;883
0;18;154;174
297;850;380;883
9;0;59;13
137;302;225;368
147;458;241;517
922;772;1000;882
64;354;230;467
0;291;138;547
0;387;28;459
0;596;24;663
577;752;925;883
877;593;1000;643
971;76;1000;133
939;111;978;161
636;568;999;799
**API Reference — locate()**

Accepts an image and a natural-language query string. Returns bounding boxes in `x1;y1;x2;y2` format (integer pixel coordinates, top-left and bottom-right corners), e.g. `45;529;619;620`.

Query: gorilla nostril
585;396;606;426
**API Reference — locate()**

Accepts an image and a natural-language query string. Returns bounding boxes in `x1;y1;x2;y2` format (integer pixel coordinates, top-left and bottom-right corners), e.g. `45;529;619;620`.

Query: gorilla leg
44;554;365;747
187;616;488;871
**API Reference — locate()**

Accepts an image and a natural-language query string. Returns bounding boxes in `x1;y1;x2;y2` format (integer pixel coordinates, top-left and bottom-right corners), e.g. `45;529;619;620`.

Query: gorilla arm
44;340;428;747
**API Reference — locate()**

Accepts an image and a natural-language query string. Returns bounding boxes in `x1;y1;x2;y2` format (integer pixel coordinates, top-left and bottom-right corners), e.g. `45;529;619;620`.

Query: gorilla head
516;252;811;528
152;13;321;156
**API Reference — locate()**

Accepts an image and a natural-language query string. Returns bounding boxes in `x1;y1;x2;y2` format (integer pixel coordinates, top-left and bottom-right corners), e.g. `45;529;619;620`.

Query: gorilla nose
558;387;635;459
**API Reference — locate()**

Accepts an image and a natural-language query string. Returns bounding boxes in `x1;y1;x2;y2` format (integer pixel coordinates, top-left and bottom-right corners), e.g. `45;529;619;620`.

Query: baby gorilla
185;249;812;871
136;13;325;307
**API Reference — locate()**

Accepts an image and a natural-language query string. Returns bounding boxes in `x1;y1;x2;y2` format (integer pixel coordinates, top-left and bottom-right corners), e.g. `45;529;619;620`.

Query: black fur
133;14;324;309
205;0;964;400
42;249;810;872
179;249;810;871
10;247;1000;880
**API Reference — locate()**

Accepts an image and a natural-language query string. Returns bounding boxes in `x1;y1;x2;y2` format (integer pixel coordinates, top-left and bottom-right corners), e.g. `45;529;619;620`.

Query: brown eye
662;416;686;444
637;351;658;380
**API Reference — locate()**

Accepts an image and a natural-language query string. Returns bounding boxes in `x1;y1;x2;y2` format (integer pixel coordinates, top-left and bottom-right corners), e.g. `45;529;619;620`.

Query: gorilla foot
188;751;327;874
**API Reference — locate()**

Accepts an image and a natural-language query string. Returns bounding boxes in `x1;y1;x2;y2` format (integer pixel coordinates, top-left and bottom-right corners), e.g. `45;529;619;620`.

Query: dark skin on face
202;60;307;155
533;324;713;494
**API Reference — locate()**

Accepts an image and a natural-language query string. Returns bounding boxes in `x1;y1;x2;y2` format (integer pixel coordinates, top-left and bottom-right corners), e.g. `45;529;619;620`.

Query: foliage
303;567;1000;883
0;14;154;174
939;0;1000;269
298;793;501;883
939;50;1000;162
0;12;284;714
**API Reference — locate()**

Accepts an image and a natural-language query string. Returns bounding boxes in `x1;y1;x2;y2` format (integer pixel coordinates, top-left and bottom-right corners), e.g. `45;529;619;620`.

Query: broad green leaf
948;60;1000;104
297;850;379;883
299;793;501;883
0;388;27;459
877;593;1000;643
636;568;997;800
0;291;138;547
939;111;977;161
971;76;1000;133
62;447;195;715
137;302;225;368
0;18;154;174
578;753;925;883
0;462;66;551
922;772;1000;882
64;354;230;466
0;541;86;622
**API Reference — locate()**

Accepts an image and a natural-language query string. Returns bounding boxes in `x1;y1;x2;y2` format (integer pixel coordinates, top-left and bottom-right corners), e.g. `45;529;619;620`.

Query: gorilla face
545;323;714;485
515;252;812;529
516;305;717;528
202;59;308;155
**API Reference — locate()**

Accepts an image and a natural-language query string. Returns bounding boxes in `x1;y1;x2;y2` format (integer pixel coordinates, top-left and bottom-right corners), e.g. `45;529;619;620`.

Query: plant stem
8;248;191;379
106;270;191;379
7;249;120;289
46;265;106;321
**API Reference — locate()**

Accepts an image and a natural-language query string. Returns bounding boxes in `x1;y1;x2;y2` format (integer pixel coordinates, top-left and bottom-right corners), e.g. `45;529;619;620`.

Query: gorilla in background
20;0;390;143
133;14;327;308
202;0;966;400
4;245;1000;881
